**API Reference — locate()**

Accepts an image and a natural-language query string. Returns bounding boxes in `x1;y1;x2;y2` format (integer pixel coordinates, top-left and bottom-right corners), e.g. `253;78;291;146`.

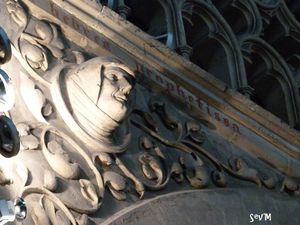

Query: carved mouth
115;95;127;103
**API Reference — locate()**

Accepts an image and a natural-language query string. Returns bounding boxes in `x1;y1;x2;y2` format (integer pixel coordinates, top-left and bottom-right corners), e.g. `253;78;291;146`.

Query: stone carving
19;73;49;123
114;156;145;198
42;140;80;180
103;171;127;200
185;121;206;144
280;177;300;195
1;0;300;224
0;166;11;185
228;157;261;187
179;152;209;188
55;57;135;153
17;122;41;150
6;0;27;28
79;179;99;206
43;169;57;192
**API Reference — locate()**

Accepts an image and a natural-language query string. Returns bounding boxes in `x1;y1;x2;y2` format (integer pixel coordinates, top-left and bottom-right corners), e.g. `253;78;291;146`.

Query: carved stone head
54;57;136;152
67;57;135;122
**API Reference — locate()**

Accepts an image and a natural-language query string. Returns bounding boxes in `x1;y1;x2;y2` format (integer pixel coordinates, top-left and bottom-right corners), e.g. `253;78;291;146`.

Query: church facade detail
0;0;300;224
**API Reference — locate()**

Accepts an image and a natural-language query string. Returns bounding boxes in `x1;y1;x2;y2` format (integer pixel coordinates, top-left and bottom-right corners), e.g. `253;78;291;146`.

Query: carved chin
102;103;129;123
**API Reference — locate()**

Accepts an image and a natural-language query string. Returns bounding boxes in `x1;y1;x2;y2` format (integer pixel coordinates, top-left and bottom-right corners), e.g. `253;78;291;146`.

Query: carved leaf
79;179;99;206
229;157;261;187
76;214;90;225
115;157;145;199
20;73;47;123
94;152;113;166
35;21;53;43
139;153;163;184
16;123;30;136
149;99;178;130
186;121;206;144
26;21;64;59
40;196;56;224
56;210;71;225
280;177;299;194
49;23;64;49
42;102;54;117
43;169;58;192
41;195;71;225
261;177;276;189
170;162;184;183
180;152;209;188
142;163;157;180
139;136;154;150
211;170;227;187
6;0;28;27
133;109;158;132
31;200;51;225
22;43;48;71
20;134;39;150
103;171;127;200
43;140;80;179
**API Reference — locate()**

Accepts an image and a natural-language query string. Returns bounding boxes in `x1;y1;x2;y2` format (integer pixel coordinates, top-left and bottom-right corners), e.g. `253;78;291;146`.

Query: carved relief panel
0;1;300;225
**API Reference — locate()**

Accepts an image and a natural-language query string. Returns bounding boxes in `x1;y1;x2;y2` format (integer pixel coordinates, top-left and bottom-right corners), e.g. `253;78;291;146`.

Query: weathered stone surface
0;0;300;225
102;189;300;225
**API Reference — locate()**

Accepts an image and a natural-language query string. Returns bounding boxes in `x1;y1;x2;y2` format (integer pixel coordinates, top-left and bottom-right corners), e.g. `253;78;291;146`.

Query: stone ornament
51;57;135;153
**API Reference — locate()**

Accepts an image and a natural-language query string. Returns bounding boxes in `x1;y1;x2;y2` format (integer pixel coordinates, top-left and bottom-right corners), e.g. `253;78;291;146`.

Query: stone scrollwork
280;177;300;196
1;0;300;224
103;171;127;201
43;169;57;192
79;179;99;206
42;139;80;180
6;0;64;59
6;0;28;28
6;0;65;89
19;72;49;123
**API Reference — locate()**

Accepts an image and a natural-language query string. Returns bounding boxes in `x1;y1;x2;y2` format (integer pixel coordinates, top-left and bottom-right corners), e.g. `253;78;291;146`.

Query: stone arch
262;1;300;59
254;0;281;10
212;0;263;38
101;0;174;47
242;37;300;127
180;0;248;89
285;0;300;22
123;0;174;47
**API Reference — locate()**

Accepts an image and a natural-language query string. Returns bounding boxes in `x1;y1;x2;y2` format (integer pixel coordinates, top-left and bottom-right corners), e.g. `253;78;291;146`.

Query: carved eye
110;74;118;82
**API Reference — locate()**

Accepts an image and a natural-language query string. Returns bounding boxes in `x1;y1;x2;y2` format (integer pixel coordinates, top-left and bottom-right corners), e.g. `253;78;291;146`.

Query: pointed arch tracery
212;0;263;38
242;37;300;127
180;0;248;89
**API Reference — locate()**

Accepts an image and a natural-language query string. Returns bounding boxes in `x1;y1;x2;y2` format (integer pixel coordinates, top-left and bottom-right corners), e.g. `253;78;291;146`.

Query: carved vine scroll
1;1;299;224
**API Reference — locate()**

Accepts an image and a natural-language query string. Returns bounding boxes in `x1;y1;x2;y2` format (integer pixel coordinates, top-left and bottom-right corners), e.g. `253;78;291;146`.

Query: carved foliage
6;0;65;74
2;1;300;225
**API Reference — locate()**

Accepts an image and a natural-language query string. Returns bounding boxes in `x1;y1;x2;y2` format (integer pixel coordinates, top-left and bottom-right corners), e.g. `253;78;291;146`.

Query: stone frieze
0;0;300;224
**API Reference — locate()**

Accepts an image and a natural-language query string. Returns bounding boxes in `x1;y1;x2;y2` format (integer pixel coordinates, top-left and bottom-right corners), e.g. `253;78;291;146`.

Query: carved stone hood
50;57;135;153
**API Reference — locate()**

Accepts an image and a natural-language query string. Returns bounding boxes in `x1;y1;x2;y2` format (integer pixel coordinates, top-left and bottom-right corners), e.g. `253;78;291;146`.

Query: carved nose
121;79;132;96
122;85;132;96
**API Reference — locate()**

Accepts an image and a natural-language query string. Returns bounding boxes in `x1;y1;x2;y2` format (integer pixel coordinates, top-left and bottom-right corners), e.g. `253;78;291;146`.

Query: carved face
97;66;135;123
65;58;135;143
